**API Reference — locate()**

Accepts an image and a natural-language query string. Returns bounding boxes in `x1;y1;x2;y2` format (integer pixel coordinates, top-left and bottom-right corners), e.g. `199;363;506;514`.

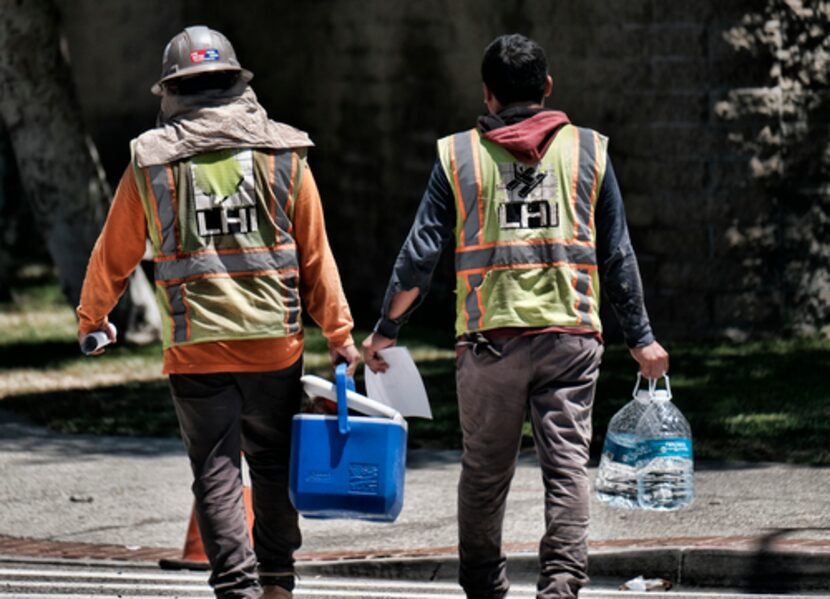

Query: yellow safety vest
437;125;607;337
131;144;305;349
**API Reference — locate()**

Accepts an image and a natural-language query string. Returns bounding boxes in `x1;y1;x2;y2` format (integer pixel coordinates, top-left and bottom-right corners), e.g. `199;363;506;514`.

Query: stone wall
43;0;828;340
715;0;830;339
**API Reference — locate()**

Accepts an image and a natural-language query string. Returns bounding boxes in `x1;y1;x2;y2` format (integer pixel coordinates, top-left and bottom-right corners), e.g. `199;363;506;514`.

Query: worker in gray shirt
362;34;668;599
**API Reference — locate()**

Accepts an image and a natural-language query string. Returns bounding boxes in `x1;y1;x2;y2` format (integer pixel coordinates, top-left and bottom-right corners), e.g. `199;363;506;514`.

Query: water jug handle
646;374;673;399
335;363;353;435
632;372;644;398
633;372;673;399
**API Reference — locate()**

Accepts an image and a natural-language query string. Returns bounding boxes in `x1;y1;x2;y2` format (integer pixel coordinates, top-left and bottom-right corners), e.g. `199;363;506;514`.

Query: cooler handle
335;363;355;435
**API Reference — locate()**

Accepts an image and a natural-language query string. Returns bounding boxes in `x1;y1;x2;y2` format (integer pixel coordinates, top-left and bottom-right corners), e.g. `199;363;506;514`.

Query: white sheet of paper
364;347;432;419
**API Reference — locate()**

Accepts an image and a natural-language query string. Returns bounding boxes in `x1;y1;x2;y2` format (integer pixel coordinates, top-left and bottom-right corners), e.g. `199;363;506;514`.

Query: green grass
594;339;830;464
2;280;830;464
0;278;173;435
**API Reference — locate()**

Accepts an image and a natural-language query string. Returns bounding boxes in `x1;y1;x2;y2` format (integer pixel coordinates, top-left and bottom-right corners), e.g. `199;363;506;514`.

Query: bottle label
602;435;644;466
642;437;693;461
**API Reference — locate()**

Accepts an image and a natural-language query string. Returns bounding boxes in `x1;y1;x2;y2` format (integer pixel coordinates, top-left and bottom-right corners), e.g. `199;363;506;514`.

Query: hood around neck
477;106;571;165
133;83;312;168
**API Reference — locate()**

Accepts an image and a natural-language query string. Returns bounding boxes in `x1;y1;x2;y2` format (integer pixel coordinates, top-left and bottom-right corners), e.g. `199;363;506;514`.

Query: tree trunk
0;0;160;343
0;128;14;301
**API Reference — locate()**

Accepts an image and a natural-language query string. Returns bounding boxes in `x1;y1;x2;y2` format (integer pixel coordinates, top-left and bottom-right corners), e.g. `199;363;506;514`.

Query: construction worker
77;26;359;599
362;34;669;599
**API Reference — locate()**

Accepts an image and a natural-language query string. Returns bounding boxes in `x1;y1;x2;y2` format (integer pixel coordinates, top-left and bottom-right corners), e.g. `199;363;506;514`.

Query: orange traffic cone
159;455;255;571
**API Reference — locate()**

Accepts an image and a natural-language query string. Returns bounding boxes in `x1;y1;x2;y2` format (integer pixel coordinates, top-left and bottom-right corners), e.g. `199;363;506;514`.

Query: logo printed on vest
498;200;559;229
197;206;259;236
497;164;559;230
191;150;260;237
506;164;548;198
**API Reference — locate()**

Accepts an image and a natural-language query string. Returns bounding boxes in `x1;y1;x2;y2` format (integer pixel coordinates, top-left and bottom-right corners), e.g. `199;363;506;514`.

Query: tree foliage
717;0;830;336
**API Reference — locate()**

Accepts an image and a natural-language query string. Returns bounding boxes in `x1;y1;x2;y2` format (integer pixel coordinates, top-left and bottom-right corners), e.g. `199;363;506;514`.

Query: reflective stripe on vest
283;272;301;331
164;283;190;344
574;127;602;242
573;267;595;328
439;125;607;336
148;164;179;255
462;272;484;331
448;132;484;248
131;145;304;348
153;247;299;284
271;149;297;239
455;242;597;274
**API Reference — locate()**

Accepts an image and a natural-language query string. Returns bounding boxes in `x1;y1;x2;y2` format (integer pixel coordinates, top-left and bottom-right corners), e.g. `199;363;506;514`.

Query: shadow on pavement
745;528;830;593
0;378;177;439
0;404;184;460
405;448;540;469
0;340;81;371
695;460;770;471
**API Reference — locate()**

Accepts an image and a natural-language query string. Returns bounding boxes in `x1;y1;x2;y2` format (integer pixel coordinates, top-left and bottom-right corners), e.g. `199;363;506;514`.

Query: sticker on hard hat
190;48;220;63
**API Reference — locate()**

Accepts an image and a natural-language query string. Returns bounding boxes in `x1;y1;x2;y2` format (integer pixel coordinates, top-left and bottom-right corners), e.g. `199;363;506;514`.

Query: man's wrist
627;330;656;349
327;333;355;350
373;316;401;340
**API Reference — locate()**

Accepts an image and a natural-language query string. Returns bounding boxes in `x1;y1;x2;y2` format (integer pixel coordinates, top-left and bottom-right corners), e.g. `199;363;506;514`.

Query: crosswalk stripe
1;581;207;592
0;596;190;599
0;567;208;583
296;580;538;596
298;578;465;590
579;594;816;599
297;593;463;598
0;563;813;599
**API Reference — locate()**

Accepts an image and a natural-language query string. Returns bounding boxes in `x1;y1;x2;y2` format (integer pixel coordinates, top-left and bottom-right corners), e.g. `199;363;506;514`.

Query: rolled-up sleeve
375;159;455;337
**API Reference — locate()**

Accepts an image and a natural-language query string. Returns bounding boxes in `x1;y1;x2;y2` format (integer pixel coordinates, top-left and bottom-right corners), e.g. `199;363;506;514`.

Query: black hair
481;34;548;106
165;70;241;95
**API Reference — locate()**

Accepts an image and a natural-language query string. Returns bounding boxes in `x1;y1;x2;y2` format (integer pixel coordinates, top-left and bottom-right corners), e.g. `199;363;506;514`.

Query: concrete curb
0;555;163;570
4;545;830;593
296;547;830;593
2;556;826;599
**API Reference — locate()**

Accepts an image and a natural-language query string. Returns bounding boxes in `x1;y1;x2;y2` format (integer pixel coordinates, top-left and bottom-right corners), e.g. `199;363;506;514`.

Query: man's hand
77;322;117;357
361;332;397;373
629;340;669;380
329;343;361;377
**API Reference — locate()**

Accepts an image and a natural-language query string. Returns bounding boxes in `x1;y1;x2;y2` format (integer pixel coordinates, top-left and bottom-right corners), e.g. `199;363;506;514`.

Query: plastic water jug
595;374;652;508
635;375;694;511
289;364;407;521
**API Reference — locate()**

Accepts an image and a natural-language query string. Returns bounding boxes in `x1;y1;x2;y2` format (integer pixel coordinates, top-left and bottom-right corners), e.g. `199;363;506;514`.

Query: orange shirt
77;159;354;374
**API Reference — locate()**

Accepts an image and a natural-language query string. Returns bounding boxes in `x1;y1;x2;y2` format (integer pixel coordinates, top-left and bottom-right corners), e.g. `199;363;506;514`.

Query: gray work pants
456;333;603;599
169;359;303;599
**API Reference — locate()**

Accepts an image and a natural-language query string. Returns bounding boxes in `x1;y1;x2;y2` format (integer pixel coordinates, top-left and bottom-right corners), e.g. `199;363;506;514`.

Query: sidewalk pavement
1;408;830;593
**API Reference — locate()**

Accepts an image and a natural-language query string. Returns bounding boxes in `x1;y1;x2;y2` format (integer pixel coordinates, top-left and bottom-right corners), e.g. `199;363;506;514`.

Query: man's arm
362;159;455;372
76;165;149;353
595;157;669;379
292;161;360;375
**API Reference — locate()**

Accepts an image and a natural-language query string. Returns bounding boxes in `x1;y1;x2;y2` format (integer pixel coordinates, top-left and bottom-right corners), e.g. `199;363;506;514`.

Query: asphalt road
1;408;829;556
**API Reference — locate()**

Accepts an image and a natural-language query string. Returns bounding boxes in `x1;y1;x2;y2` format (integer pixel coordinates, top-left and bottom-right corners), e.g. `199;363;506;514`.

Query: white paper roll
81;323;117;355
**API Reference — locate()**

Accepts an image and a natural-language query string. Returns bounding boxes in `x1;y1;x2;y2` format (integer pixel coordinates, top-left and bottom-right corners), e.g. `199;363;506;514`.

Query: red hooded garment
479;109;571;164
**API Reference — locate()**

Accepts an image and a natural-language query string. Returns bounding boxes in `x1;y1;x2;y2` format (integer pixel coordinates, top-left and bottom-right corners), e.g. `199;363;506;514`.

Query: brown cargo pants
456;332;603;599
169;359;303;599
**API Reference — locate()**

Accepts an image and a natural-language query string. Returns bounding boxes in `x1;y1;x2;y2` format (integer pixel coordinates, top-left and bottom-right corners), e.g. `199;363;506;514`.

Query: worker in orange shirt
76;26;359;599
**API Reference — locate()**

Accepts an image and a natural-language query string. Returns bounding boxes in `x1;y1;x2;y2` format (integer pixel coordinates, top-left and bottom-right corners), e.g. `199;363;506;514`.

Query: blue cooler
289;364;407;521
